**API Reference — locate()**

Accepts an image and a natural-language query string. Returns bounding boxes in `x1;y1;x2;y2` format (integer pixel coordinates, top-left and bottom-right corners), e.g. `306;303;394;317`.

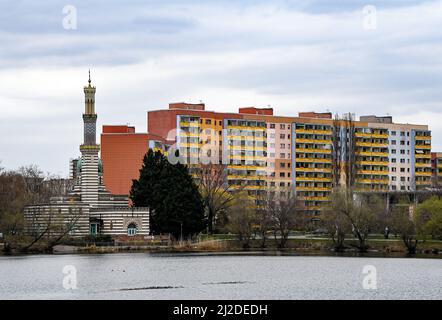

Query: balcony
356;151;389;157
415;171;432;176
415;145;431;150
296;167;332;173
415;135;431;140
296;187;331;192
295;138;332;144
296;148;332;154
356;161;389;166
300;196;330;201
355;133;389;139
295;177;333;182
356;179;389;184
295;158;332;163
295;129;332;135
415;154;431;159
356;142;388;148
358;170;389;175
180;121;200;128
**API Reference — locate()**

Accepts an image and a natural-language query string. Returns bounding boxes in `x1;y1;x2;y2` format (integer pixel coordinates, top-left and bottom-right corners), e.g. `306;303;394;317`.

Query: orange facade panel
101;133;151;196
239;107;274;115
103;125;136;134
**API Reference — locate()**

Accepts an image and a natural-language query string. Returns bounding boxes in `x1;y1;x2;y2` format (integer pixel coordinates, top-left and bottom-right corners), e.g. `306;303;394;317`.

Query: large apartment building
101;103;432;217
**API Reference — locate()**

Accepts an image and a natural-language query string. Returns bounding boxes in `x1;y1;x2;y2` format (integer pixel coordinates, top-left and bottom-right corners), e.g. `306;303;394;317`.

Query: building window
90;223;99;236
127;223;138;236
280;153;286;159
280;143;285;149
280;134;285;139
391;131;396;136
270;123;275;129
280;124;286;130
391;149;396;154
391;140;396;145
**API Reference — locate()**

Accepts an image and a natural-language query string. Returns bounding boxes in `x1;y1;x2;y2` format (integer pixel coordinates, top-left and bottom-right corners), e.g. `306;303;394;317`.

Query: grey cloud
1;0;442;174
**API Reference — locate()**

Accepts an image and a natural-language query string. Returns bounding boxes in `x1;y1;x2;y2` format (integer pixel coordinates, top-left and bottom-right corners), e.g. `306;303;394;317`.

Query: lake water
0;253;441;300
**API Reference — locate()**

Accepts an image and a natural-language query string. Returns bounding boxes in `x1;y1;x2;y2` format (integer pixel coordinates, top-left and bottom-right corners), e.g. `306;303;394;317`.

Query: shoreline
2;240;442;259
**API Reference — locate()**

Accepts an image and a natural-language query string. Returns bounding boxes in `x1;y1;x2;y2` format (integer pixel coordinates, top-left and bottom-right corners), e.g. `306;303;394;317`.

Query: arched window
127;223;137;236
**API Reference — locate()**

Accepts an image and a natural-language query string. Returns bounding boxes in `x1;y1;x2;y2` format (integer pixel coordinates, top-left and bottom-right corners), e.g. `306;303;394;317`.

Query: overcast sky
1;0;442;176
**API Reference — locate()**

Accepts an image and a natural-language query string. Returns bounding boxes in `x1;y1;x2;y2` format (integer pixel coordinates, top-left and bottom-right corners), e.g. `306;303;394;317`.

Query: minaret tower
80;70;100;206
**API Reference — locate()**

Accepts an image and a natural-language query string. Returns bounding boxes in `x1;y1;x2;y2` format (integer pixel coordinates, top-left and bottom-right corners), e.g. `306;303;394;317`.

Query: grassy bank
2;235;442;257
224;237;442;256
58;237;442;258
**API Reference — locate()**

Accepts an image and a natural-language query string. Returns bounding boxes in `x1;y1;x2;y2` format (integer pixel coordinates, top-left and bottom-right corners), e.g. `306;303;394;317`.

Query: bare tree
321;188;352;251
255;191;274;248
390;200;419;254
347;192;382;252
0;165;74;252
324;188;381;252
0;170;27;236
45;207;84;251
226;191;257;249
265;187;304;249
196;163;239;233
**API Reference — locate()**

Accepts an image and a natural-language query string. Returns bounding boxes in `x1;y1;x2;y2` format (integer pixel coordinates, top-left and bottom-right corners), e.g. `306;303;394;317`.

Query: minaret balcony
80;144;101;152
